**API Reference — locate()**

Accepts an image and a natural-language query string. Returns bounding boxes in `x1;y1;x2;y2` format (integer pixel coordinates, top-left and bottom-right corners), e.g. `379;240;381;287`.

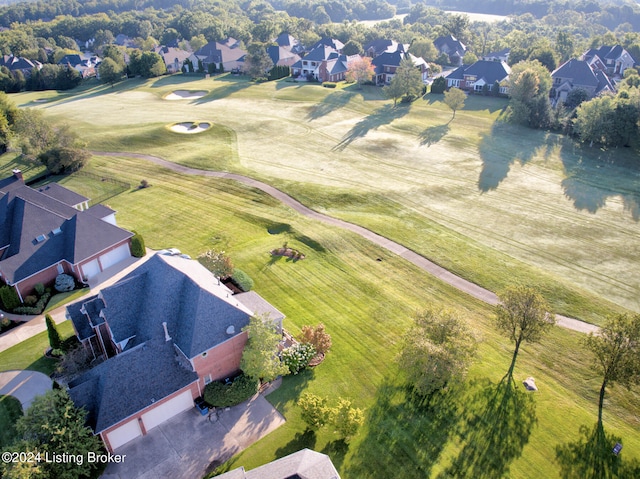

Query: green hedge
130;231;146;258
322;82;337;88
232;268;253;292
0;285;20;311
203;373;259;407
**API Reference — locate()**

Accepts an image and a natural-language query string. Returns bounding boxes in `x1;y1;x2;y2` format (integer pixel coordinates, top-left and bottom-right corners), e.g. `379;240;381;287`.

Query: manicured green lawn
11;156;636;478
0;395;22;448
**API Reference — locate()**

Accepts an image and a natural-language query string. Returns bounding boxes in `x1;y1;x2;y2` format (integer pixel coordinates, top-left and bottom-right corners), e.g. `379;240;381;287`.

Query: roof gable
552;59;599;88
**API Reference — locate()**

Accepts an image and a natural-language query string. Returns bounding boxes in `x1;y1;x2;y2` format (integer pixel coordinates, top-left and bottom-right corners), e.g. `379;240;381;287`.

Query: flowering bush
281;343;316;374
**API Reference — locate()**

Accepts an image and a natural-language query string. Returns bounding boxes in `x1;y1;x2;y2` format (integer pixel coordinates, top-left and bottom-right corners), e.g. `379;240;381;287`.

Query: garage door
81;259;101;279
106;419;142;450
141;390;194;431
99;244;131;270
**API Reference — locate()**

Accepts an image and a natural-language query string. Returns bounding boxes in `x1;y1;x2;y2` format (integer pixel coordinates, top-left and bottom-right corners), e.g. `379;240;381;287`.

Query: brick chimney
12;169;23;182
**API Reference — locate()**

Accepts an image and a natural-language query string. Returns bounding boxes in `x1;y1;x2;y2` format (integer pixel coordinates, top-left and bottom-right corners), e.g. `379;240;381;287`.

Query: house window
57;264;64;274
311;62;316;66
204;375;212;385
303;61;308;66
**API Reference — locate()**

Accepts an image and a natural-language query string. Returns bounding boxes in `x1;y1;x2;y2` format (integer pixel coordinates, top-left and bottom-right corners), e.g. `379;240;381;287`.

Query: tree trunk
507;339;521;380
598;378;607;425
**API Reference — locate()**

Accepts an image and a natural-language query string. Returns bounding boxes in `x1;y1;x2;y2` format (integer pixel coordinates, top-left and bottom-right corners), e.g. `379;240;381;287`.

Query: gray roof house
67;253;285;452
482;48;510;63
582;45;636;77
0;170;133;302
291;45;358;82
371;50;429;85
267;45;301;67
0;54;42;76
364;39;406;58
551;58;615;103
445;60;511;93
58;53;101;78
434;35;467;66
216;448;341;479
153;46;191;74
188;38;247;72
274;33;304;54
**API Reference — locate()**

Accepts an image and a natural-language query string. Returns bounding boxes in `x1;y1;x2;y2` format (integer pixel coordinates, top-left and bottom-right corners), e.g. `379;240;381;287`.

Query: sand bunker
169;122;212;134
164;90;207;100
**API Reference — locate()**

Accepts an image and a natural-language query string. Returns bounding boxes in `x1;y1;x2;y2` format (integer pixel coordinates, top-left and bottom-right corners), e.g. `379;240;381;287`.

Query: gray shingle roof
85;204;115;220
216;449;341;479
37;183;88;206
0;175;132;285
69;339;198;433
552;59;599;88
446;61;510;84
68;296;97;341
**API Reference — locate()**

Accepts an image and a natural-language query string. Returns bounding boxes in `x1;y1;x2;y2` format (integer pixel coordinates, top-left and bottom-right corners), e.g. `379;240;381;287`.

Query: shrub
0;315;11;330
203;373;259;407
330;398;365;439
39;146;90;174
298;393;330;429
0;285;20;310
24;295;38;306
12;306;41;314
46;313;62;351
130;232;146;258
430;76;447;94
54;274;75;292
34;283;45;296
281;343;316;374
323;82;337;88
232;268;253;292
299;323;332;355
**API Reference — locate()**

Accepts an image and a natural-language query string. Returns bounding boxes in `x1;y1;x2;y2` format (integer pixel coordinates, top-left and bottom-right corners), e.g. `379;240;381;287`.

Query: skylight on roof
35;234;46;243
52;227;62;236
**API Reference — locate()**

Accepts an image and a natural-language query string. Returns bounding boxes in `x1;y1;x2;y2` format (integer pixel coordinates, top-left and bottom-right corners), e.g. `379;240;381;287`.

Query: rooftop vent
162;322;172;342
226;325;235;335
35;234;46;243
52;227;62;236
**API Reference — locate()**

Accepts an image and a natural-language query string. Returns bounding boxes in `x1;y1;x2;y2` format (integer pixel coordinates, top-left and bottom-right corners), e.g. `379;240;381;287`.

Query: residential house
273;33;304;55
291;45;358;82
188;38;247;72
266;45;301;68
551;58;615;103
0;170;133;302
308;37;344;54
445;60;511;94
114;34;136;48
434;35;467;66
58;53;101;78
364;39;406;58
371;50;429;85
0;55;41;76
582;45;636;77
216;448;341;479
153;46;191;74
67;253;285;452
482;48;510;63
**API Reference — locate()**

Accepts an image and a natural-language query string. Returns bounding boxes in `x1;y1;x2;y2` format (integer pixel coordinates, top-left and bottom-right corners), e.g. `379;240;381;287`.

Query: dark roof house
582;45;636;76
0;170;133;301
267;45;301;67
371;50;429;85
551;58;615;103
274;33;304;54
68;253;285;452
153;46;191;73
291;45;358;82
189;38;247;72
0;55;41;75
434;35;467;65
445;60;511;93
363;39;406;58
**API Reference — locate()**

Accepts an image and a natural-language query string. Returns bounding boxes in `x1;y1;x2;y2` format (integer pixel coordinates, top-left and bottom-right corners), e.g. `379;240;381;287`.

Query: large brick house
551;58;615;103
446;60;511;94
67;253;284;452
0;170;133;302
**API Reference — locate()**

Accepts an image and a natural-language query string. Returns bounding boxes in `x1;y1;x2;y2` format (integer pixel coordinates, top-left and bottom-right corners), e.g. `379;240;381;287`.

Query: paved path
102;394;285;479
91;151;599;335
0;370;52;409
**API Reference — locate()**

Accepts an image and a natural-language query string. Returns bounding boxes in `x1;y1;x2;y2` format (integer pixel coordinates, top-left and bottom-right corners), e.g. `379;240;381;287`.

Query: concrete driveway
0;370;52;410
102;394;285;479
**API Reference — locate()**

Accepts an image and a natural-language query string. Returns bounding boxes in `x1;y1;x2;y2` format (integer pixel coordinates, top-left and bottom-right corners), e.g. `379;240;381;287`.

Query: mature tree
443;87;466;119
189;34;207;52
39;146;90;174
298;393;331;429
128;50;165;78
240;314;289;382
330;398;365;440
93;29;114;50
555;31;575;63
244;43;273;79
585;314;640;424
45;314;62;351
101;45;126;69
563;87;590;110
409;38;438;63
430;76;447;94
198;250;234;281
342;39;362;56
98;57;123;86
508;60;552;128
571;93;639;147
495;285;556;379
346;56;374;88
11;389;104;479
397;308;477;398
462;51;478;65
384;56;423;106
442;14;470;44
298;323;332;355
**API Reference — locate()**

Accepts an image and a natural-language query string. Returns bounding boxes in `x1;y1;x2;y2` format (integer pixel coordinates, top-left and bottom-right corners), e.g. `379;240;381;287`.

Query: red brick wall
191;332;248;388
15;262;73;300
99;381;200;453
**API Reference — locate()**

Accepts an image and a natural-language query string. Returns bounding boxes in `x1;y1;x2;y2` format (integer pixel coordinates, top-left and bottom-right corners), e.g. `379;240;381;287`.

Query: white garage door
106;419;142;450
99;243;131;270
141;390;194;431
81;259;101;279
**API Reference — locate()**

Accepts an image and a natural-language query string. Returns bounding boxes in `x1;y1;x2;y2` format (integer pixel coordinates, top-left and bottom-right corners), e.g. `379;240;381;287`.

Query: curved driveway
92;151;599;334
0;370;52;410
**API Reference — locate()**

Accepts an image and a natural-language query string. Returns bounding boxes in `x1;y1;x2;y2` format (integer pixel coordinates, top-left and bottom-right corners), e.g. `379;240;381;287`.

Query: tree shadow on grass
192;76;254;104
265;370;314;417
559;143;640;221
419;123;450;147
306;91;355;121
555;422;640;478
477;123;558;192
321;439;349;471
333;104;409;152
345;381;458;479
438;376;537;479
274;429;317;459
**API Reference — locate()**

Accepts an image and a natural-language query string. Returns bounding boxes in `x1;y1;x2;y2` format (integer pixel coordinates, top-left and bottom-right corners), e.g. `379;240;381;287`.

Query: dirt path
92;151;600;334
